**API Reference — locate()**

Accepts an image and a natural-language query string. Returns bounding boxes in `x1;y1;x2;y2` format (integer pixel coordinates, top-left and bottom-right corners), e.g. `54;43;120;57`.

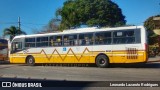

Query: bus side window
96;33;104;44
125;37;135;43
63;35;69;46
99;36;104;44
135;29;141;43
70;35;77;46
113;30;136;44
95;31;111;45
79;33;93;45
49;36;61;46
57;36;62;46
74;40;78;46
63;35;77;46
36;37;48;47
25;38;35;48
49;36;53;46
79;39;82;45
12;42;22;53
50;39;54;46
50;36;60;46
113;31;125;44
79;34;85;45
57;38;61;46
85;36;89;45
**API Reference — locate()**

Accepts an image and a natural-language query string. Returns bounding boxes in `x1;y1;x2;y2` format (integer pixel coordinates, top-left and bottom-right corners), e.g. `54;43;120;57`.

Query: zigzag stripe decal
33;47;90;61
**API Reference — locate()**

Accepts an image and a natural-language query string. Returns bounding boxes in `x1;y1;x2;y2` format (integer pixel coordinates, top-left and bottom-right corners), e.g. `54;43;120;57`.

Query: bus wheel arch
26;55;35;66
95;53;109;68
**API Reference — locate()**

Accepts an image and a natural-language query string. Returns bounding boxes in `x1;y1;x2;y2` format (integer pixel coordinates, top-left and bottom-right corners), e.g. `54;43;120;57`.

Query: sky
0;0;160;37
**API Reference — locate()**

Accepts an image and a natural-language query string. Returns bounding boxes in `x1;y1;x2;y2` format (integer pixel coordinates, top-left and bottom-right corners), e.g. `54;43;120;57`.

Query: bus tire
26;56;35;66
96;55;109;68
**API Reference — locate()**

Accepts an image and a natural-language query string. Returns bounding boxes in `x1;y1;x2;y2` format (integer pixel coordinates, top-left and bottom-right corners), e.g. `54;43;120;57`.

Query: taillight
145;43;149;61
144;43;148;51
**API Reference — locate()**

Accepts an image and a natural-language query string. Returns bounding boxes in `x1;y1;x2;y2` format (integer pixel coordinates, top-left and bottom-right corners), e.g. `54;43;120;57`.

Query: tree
33;18;60;34
56;0;126;30
44;18;60;32
144;15;160;31
3;26;26;41
144;15;160;51
144;15;160;43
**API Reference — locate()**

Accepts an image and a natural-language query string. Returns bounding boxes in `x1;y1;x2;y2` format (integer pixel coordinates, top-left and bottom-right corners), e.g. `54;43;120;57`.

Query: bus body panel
10;44;147;64
9;26;148;65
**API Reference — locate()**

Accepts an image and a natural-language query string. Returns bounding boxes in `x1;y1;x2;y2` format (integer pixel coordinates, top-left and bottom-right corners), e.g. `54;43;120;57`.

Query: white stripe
10;56;26;58
10;54;144;58
113;54;143;56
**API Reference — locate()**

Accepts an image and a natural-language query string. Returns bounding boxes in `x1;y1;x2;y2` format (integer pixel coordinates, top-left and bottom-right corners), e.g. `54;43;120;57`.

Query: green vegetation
144;15;160;44
56;0;126;30
144;15;160;31
3;26;26;41
144;15;160;56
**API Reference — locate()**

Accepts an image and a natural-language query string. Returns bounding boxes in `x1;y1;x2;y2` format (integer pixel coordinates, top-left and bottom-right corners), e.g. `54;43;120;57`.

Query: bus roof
13;26;144;39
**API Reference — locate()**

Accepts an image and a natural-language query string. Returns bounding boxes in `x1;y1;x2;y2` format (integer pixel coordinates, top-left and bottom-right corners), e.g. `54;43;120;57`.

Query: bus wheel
96;55;109;68
26;56;35;66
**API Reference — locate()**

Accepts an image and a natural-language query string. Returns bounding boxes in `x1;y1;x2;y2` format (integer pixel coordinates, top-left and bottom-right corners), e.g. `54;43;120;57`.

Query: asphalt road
0;57;160;90
0;64;160;81
0;57;160;81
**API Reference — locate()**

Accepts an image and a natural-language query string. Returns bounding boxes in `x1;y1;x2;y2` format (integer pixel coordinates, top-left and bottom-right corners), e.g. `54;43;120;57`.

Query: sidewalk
148;56;160;63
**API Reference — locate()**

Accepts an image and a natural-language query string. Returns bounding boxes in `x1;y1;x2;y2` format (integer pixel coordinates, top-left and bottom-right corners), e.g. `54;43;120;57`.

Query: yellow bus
0;39;8;61
9;26;148;67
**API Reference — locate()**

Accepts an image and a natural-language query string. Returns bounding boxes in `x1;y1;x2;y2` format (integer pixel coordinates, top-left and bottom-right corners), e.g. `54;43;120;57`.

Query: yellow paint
9;50;148;64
